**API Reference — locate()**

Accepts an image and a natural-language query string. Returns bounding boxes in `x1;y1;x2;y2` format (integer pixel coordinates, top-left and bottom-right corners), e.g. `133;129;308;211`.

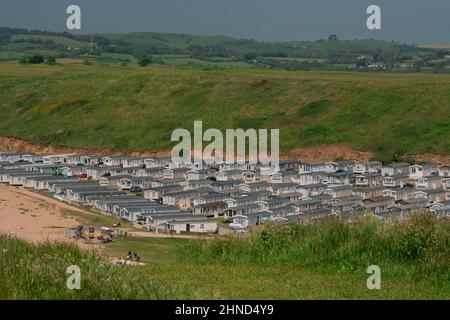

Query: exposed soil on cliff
403;153;450;166
0;135;448;164
284;144;374;163
0;136;169;157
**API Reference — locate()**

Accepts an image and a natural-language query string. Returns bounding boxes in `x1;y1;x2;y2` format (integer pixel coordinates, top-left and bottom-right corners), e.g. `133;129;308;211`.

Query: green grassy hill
1;213;448;299
1;62;450;160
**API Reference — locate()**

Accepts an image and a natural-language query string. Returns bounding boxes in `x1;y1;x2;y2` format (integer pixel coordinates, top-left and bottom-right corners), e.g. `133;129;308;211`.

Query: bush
18;55;45;64
138;57;152;67
28;55;45;64
46;57;56;64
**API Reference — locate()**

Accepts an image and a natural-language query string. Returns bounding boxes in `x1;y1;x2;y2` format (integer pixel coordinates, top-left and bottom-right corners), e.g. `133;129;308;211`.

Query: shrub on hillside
18;55;45;64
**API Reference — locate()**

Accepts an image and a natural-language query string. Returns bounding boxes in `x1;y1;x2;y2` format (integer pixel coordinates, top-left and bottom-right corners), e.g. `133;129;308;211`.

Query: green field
266;57;329;63
152;54;255;68
101;32;237;48
1;213;449;299
104;236;188;265
0;51;25;60
11;34;89;48
0;62;450;160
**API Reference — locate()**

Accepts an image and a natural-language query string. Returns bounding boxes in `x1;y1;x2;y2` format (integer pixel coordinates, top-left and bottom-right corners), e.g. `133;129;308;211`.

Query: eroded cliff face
283;144;374;163
2;135;449;165
0;135;373;162
0;135;168;157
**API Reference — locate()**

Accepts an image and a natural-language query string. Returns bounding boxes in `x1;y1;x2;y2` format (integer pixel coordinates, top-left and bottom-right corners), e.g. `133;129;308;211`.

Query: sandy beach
0;183;78;243
0;184;206;243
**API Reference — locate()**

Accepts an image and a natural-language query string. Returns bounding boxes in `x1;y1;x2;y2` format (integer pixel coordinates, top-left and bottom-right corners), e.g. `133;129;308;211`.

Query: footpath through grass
0;213;449;299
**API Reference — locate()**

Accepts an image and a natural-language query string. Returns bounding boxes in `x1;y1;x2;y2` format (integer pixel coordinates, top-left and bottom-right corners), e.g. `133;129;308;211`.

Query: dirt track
0;184;205;242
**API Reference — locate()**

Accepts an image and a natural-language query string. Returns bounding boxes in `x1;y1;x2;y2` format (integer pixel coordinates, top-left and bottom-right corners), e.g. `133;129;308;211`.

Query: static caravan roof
415;188;445;195
110;199;153;206
50;180;88;187
30;175;75;182
167;219;212;225
9;171;43;176
67;185;114;192
301;208;332;217
234;211;272;219
327;185;353;191
142;213;205;221
87;195;137;202
385;162;409;168
74;188;123;195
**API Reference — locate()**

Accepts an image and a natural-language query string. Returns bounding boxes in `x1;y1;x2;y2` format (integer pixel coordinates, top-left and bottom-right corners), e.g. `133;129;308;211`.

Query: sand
0;184;206;243
0;183;79;243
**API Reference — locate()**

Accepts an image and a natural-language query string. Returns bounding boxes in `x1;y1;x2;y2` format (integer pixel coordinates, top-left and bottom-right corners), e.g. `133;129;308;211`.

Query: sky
1;0;449;44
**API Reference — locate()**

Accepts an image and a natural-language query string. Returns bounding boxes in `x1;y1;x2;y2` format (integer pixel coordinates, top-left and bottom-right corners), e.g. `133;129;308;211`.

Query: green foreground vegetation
1;62;450;161
1;213;449;299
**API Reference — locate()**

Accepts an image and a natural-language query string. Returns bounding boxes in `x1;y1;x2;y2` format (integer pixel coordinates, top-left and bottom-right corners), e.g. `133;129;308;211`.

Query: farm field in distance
1;61;450;162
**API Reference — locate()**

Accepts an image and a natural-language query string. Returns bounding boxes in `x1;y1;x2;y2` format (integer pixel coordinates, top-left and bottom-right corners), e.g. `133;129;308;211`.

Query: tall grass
0;213;448;299
0;236;178;299
178;213;450;280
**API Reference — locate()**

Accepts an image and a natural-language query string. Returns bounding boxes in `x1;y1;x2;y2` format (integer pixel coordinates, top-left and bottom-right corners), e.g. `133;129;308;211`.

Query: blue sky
1;0;449;44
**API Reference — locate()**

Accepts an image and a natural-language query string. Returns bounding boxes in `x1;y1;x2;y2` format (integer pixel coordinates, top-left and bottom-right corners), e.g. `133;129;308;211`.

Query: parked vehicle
130;186;143;193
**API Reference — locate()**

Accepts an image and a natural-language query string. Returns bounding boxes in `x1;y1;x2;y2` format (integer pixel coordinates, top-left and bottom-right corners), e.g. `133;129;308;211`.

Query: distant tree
328;34;338;41
138;57;152;67
46;57;56;64
28;55;44;64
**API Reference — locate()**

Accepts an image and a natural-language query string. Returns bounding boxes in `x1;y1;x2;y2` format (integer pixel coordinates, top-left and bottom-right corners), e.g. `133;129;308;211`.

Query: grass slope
11;34;89;48
102;32;237;49
1;62;450;160
1;214;449;299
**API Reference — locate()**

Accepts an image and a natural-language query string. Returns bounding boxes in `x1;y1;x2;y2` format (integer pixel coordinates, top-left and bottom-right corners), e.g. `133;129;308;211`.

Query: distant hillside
1;62;450;161
1;27;449;73
419;44;450;50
